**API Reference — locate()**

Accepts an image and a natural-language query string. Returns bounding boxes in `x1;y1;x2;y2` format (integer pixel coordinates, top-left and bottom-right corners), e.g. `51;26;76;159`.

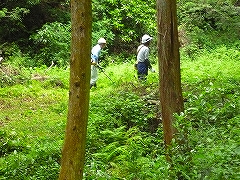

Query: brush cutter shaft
102;70;114;83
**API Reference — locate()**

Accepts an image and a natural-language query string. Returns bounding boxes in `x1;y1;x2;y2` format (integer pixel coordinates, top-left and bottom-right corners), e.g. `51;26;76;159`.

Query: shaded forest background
0;0;239;67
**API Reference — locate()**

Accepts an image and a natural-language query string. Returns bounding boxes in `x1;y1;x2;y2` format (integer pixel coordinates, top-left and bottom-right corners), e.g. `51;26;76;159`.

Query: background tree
91;0;156;55
156;0;184;149
58;0;91;179
1;0;238;67
0;0;69;43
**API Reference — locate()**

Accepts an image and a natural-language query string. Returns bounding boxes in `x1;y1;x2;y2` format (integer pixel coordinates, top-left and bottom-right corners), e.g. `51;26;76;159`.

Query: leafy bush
92;0;157;54
30;22;71;67
88;90;157;133
85;126;167;179
0;0;70;44
0;129;60;179
1;143;61;180
170;112;240;179
178;0;240;32
178;0;240;57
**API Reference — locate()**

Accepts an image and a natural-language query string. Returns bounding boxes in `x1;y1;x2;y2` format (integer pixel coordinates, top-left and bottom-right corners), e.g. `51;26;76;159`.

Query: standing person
135;34;155;81
90;38;107;89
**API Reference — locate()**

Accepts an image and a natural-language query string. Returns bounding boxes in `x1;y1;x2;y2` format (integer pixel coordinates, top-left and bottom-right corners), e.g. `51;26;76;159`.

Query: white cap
141;34;152;44
98;38;106;44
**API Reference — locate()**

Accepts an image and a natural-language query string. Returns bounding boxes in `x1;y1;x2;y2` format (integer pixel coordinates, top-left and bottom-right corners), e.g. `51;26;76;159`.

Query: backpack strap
135;45;144;65
137;45;144;54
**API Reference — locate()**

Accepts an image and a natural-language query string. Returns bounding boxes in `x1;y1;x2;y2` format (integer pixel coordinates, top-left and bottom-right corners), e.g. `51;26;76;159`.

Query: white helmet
141;34;152;44
98;38;106;44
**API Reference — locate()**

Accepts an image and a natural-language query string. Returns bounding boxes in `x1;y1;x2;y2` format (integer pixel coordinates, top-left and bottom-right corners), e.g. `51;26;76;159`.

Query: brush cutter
102;70;115;83
97;65;114;83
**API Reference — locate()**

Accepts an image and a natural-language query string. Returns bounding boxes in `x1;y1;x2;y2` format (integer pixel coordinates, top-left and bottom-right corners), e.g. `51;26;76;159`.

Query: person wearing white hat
135;34;155;81
90;38;107;89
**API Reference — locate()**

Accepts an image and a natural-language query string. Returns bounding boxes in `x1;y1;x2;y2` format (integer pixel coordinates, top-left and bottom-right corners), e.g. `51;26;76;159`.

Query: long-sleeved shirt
91;44;101;64
137;44;149;63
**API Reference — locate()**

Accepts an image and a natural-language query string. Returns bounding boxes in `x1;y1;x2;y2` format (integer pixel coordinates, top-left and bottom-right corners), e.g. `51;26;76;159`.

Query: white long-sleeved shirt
91;44;101;64
137;45;149;63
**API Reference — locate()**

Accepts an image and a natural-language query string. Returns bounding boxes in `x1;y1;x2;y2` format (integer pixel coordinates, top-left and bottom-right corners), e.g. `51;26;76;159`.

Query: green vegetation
1;45;240;179
1;0;238;66
0;0;239;179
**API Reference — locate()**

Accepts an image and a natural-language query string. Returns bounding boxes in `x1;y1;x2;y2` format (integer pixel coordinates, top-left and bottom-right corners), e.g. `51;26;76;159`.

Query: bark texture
59;0;92;179
156;0;184;147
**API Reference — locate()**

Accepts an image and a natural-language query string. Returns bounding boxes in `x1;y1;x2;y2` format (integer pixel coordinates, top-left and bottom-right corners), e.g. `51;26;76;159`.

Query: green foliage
172;46;240;179
177;0;240;57
0;0;70;55
170;112;240;179
1;139;61;180
0;9;6;18
1;47;240;178
0;130;59;179
0;5;29;41
30;22;71;67
0;73;67;179
0;130;26;157
89;91;151;129
182;45;240;125
92;0;156;54
184;78;240;125
85;126;167;179
1;0;239;65
0;1;240;179
178;0;240;32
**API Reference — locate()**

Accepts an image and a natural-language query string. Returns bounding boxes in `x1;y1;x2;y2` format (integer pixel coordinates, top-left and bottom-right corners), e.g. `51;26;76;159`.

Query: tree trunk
156;0;184;148
59;0;92;179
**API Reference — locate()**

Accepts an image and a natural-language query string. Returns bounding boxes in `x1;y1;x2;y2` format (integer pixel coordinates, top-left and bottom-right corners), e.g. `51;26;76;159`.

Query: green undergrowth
1;45;240;179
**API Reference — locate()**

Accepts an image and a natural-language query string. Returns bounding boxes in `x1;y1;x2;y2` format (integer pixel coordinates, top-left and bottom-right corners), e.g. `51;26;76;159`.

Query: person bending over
90;38;106;89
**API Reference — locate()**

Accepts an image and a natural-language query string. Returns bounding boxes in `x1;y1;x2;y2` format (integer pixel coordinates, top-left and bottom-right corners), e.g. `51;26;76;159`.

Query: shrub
178;0;240;57
30;22;71;67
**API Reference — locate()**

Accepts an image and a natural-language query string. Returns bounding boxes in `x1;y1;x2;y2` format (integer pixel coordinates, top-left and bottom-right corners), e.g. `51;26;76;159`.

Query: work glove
150;68;156;73
96;64;104;70
134;63;138;70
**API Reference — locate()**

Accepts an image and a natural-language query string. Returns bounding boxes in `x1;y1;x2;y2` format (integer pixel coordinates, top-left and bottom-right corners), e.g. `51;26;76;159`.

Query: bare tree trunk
59;0;92;179
156;0;184;148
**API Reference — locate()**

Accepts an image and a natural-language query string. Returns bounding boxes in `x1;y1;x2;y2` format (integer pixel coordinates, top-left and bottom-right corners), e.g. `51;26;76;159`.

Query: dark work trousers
137;62;148;81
